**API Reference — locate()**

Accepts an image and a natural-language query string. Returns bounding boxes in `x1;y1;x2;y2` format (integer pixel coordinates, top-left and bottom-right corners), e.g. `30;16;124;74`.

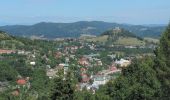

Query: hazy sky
0;0;170;25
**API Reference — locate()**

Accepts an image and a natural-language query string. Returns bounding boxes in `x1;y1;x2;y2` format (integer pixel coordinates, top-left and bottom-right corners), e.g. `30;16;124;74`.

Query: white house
59;63;69;75
30;62;36;66
115;59;131;67
92;75;110;87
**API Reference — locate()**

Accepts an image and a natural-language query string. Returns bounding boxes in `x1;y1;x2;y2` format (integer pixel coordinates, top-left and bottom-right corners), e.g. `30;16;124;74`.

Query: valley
0;26;161;99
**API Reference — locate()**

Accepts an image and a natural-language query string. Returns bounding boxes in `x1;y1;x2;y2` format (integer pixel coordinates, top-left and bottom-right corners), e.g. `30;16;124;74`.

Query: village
0;0;169;99
0;37;155;96
46;40;131;93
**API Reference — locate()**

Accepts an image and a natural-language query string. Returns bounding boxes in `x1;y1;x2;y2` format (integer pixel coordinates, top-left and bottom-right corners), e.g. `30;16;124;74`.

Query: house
55;51;62;58
65;57;70;63
14;78;30;96
89;45;95;50
30;62;36;66
58;63;69;75
64;46;79;53
59;63;69;67
69;54;75;59
81;74;90;83
46;67;58;79
125;46;137;49
0;49;15;54
98;66;121;75
92;75;110;86
78;83;91;91
17;50;25;55
115;59;131;67
96;59;103;66
17;79;26;85
17;50;31;55
80;68;87;74
78;57;89;66
16;78;30;89
25;51;31;55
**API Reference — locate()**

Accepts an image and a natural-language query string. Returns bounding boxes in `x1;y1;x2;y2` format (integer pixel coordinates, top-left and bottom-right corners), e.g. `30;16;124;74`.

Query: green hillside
115;37;145;46
0;30;11;40
144;37;159;43
85;35;108;42
0;31;24;49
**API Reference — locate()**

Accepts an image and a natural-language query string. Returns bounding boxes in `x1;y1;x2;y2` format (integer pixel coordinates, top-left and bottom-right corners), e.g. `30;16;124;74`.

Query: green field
115;37;145;46
85;35;145;46
85;35;108;42
144;37;159;43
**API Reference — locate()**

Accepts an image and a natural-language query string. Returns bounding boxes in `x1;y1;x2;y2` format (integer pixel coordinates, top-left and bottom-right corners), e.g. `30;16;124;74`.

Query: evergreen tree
31;68;49;99
106;58;160;100
50;70;75;100
154;23;170;98
0;61;18;81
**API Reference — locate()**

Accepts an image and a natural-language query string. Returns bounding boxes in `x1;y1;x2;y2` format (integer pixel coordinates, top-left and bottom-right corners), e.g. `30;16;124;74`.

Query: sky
0;0;170;25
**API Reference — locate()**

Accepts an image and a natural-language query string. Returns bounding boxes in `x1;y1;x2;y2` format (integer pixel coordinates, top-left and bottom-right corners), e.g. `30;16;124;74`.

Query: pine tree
154;23;170;98
106;58;160;100
50;70;75;100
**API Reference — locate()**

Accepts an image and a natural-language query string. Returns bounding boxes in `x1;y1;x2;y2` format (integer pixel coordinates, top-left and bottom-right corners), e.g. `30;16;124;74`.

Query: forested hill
0;30;26;49
82;27;145;46
101;27;139;38
0;30;12;40
0;21;166;39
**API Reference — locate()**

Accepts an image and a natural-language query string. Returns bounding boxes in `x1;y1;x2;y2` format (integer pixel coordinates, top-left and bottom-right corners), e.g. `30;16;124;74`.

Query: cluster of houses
45;42;132;93
0;35;158;97
76;52;131;92
0;40;132;95
0;49;37;67
78;53;102;67
77;63;122;92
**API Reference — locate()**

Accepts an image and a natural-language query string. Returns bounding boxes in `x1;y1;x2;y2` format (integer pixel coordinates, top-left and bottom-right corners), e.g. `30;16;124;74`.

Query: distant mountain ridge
0;21;166;39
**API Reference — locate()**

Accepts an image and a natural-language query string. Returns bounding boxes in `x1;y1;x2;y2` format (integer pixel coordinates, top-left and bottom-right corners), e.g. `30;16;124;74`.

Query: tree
154;23;170;98
106;58;160;99
0;61;18;81
50;70;75;100
31;68;49;99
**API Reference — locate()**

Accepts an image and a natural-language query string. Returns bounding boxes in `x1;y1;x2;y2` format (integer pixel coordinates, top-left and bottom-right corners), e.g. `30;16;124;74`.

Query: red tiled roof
81;68;87;71
0;49;15;54
110;67;117;71
17;79;26;85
